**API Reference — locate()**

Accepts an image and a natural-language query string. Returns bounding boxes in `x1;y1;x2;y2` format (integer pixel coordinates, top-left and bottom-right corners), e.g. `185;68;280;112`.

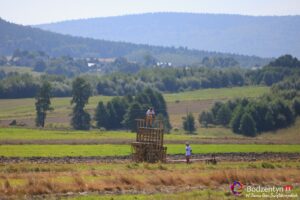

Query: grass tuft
261;162;275;169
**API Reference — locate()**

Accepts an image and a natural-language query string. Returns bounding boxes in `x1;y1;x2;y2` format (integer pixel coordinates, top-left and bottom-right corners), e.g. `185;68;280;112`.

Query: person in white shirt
185;142;192;164
146;107;155;127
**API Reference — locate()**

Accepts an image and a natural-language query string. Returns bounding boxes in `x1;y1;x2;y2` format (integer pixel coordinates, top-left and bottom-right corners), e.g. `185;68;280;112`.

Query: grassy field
0;66;40;75
1;84;298;199
0;127;246;142
0;144;299;157
0;161;299;199
0;128;136;140
164;86;269;102
259;118;300;142
0;86;269;122
1;118;300;144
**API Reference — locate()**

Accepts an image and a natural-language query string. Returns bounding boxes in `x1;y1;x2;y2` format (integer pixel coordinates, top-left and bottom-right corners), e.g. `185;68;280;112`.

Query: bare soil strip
0;152;299;163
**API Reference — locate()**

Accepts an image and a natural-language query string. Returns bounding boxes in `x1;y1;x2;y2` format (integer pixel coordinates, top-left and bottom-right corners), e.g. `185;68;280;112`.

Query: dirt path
0;152;299;163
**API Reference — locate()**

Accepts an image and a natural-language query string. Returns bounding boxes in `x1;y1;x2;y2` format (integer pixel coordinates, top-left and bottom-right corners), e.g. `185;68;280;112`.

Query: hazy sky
1;0;300;25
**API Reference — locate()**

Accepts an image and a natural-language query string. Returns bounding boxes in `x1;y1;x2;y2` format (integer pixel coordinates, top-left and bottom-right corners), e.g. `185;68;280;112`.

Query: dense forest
0;18;270;67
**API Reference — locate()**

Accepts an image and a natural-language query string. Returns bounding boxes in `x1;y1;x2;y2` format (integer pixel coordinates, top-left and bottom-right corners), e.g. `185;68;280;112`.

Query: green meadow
0;144;299;157
164;86;269;102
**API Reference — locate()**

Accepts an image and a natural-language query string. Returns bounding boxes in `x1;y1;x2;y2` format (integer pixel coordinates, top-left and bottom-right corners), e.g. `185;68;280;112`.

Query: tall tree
239;113;257;137
106;101;118;129
183;112;196;134
199;111;214;127
149;88;171;131
211;102;224;120
122;102;144;132
230;105;244;134
71;77;92;130
216;104;232;126
109;97;128;129
95;101;109;129
35;81;52;127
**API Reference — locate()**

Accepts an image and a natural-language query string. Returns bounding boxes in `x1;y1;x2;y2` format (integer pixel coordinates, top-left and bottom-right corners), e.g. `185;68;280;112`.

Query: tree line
35;77;171;131
0;66;246;98
2;54;300;99
96;66;246;95
182;55;300;136
198;77;300;136
0;73;71;98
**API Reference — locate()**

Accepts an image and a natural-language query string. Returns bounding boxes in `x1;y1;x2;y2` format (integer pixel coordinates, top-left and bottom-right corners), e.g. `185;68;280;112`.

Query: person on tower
146;107;155;127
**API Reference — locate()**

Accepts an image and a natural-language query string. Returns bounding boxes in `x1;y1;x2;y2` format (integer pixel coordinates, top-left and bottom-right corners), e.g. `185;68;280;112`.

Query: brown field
0;160;299;199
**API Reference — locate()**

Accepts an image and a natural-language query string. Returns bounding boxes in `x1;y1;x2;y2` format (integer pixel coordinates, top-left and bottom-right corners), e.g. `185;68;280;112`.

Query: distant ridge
36;12;300;58
0;18;270;67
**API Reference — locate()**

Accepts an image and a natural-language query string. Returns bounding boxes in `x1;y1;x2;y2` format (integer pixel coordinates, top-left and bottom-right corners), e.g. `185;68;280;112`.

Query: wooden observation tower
131;118;167;162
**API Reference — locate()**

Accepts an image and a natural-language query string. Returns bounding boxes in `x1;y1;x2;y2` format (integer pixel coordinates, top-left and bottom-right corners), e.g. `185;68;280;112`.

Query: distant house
87;63;96;67
156;62;173;68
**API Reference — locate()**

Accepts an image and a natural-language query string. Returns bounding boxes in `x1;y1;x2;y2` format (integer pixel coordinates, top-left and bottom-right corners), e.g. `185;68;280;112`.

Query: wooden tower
131;118;167;162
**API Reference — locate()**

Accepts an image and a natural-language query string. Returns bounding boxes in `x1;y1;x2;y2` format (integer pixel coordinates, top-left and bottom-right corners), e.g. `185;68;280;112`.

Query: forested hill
36;13;300;58
0;18;269;67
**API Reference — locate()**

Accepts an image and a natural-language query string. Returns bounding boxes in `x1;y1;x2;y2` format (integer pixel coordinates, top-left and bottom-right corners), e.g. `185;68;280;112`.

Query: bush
9;120;17;126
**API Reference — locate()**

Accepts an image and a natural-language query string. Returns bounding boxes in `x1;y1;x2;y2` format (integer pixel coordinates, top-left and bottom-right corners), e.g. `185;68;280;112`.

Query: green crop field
0;127;242;142
1;119;300;144
0;144;299;157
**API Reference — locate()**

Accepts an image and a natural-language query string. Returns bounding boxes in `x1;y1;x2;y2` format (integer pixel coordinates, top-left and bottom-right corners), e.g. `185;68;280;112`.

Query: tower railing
136;118;164;129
